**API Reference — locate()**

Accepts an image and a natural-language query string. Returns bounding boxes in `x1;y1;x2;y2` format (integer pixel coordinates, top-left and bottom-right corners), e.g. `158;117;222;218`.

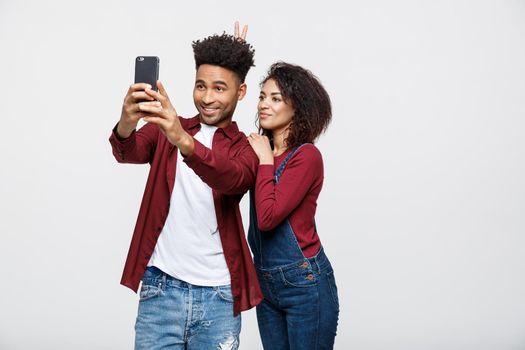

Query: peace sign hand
234;21;248;42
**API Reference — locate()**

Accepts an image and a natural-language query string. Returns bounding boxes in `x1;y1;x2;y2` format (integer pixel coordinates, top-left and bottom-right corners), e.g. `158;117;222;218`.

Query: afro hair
192;33;255;83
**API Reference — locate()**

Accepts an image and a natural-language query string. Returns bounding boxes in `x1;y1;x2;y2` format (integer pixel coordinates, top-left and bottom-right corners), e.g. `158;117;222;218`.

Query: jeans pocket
139;283;163;302
280;267;317;288
326;270;339;308
215;285;234;303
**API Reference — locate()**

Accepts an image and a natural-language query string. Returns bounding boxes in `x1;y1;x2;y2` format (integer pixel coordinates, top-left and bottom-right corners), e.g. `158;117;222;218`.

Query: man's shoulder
224;128;257;159
178;115;200;129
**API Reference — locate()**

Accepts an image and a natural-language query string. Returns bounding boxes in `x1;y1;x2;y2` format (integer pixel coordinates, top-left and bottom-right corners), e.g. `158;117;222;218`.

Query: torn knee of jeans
218;334;239;350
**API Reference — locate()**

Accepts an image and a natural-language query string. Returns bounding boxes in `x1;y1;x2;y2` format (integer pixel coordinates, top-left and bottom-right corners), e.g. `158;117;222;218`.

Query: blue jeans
134;266;241;350
255;248;339;350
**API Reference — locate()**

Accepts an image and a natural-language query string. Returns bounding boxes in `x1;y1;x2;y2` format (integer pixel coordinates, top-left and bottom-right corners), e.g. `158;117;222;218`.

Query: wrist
176;132;195;156
259;155;274;165
116;121;136;139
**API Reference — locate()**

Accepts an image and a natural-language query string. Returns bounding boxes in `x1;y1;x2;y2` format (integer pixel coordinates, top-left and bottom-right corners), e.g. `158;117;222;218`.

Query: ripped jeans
134;266;241;350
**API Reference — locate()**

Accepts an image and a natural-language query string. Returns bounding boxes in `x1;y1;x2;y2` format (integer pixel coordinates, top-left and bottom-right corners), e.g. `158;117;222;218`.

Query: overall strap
274;144;309;184
273;143;319;234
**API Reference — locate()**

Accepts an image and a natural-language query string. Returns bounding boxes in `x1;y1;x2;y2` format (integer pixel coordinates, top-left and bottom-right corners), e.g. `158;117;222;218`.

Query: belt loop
314;256;321;275
161;272;167;290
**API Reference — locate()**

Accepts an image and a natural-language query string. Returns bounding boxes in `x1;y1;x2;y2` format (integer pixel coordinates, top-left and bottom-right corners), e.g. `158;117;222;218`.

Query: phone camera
138;57;145;61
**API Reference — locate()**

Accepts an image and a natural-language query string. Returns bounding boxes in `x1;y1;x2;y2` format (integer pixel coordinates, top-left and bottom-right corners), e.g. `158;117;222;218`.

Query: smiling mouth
201;106;219;116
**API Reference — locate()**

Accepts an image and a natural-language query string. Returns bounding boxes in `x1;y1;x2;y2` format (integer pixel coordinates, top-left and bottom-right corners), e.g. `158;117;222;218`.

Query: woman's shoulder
295;143;322;158
290;144;323;167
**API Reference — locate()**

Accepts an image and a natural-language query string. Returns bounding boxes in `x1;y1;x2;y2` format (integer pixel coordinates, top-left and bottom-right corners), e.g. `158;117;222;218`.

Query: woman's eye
258;96;264;101
272;97;281;102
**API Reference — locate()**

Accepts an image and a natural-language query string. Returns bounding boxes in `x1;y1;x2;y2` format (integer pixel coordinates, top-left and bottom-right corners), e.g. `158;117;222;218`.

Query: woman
247;62;339;350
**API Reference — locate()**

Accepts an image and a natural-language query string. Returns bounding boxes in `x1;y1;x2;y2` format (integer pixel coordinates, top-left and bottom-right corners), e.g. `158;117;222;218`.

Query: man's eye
216;87;224;92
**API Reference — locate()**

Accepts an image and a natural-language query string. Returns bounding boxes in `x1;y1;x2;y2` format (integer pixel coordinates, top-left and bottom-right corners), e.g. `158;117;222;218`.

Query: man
109;24;262;349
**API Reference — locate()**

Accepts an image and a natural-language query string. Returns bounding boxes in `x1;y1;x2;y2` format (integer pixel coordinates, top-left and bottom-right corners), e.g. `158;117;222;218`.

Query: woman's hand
234;21;248;41
248;133;273;165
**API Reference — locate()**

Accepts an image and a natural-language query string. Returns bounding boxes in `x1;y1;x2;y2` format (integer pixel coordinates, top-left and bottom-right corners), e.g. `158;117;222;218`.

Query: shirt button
305;274;314;280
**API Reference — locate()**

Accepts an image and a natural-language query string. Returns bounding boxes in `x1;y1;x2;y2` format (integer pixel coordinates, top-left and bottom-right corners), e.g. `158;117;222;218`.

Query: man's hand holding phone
116;55;161;139
117;83;161;139
139;81;194;156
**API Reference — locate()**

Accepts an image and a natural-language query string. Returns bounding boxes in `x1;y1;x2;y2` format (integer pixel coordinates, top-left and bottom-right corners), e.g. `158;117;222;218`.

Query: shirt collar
188;114;239;140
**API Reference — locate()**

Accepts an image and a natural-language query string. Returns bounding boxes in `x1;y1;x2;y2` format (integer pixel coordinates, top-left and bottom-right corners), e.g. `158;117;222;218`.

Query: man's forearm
175;132;195;157
109;122;159;164
184;140;258;195
116;121;136;139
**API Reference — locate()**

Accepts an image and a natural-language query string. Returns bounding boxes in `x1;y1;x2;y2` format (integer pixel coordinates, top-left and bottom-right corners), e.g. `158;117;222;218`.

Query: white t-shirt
148;123;230;286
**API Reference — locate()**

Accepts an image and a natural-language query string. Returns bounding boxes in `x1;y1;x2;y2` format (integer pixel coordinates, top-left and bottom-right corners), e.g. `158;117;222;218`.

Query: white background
1;0;524;349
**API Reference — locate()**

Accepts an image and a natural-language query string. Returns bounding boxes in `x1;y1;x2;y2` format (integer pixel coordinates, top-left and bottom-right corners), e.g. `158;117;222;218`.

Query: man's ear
237;83;247;101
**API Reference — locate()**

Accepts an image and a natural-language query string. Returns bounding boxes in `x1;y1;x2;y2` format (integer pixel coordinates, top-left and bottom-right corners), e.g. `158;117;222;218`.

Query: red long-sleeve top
109;115;263;315
254;144;323;257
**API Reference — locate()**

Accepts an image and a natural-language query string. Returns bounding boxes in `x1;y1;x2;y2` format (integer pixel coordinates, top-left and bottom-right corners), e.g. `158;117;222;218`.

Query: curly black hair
259;62;332;149
192;33;255;83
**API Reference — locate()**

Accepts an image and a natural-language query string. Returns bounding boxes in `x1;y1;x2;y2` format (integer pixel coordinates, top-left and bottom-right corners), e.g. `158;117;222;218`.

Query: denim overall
248;145;340;350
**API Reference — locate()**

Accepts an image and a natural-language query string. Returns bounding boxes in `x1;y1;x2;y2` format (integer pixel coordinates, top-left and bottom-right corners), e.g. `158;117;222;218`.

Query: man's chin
199;115;218;125
199;113;231;127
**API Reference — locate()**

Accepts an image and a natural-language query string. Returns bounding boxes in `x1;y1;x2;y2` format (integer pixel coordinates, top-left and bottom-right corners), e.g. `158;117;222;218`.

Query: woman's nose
258;101;269;110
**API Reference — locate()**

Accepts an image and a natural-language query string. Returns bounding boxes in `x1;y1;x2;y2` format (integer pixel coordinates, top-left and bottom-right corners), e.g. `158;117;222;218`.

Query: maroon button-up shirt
109;115;263;315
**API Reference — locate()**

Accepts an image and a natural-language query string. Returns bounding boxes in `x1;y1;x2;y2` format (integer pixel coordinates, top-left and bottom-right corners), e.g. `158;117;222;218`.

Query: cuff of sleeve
257;164;274;178
109;123;136;154
183;138;207;166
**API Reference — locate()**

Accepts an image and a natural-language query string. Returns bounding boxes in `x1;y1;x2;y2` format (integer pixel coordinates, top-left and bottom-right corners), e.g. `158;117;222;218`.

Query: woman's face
257;79;294;133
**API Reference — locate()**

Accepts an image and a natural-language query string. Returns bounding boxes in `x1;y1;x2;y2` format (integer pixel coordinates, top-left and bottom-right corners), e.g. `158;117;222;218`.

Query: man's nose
202;90;215;104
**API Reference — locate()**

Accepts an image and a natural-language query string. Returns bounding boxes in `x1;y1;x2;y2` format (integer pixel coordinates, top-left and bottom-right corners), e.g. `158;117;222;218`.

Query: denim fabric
255;249;339;350
134;266;241;350
248;145;339;350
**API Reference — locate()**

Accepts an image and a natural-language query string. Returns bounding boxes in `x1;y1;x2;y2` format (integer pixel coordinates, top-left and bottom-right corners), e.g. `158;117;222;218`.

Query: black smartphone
134;56;160;91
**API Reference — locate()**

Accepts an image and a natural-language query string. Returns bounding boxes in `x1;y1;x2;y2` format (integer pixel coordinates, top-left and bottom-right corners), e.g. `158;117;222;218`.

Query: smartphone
134;56;160;91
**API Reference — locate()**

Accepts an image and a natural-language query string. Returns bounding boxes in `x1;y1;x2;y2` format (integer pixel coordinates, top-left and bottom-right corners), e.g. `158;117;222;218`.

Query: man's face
193;64;247;128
